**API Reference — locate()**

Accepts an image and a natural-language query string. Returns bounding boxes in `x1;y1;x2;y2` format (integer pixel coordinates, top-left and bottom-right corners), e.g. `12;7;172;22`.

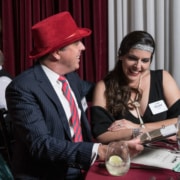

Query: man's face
58;40;85;72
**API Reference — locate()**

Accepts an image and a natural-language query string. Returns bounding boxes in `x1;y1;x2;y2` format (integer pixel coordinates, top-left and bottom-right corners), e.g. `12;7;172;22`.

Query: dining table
85;140;180;180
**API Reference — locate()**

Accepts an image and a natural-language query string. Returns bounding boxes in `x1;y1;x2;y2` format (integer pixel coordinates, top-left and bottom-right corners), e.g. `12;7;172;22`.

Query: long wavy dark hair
104;31;155;116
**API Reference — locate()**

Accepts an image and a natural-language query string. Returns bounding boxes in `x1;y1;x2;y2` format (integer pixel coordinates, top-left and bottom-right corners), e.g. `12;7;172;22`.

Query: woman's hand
108;119;140;131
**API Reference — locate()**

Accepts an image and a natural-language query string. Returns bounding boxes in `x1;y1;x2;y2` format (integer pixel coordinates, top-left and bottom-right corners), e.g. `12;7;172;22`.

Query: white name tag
149;100;168;115
81;97;88;111
160;124;177;136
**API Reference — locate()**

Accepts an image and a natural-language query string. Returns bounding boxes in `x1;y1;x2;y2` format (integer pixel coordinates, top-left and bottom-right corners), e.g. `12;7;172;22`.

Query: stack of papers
131;147;180;172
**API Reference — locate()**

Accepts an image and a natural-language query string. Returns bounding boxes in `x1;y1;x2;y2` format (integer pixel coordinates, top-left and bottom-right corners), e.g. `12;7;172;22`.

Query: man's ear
51;50;61;60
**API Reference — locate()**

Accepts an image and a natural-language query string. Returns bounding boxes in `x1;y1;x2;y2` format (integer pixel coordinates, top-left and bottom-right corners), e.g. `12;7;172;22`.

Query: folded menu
131;147;180;172
140;124;177;144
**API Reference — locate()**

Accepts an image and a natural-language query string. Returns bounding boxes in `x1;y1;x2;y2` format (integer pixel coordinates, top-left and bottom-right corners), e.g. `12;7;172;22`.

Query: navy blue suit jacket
6;62;95;179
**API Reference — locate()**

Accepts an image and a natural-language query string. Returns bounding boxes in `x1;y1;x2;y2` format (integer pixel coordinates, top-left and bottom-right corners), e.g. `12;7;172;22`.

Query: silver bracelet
132;128;141;138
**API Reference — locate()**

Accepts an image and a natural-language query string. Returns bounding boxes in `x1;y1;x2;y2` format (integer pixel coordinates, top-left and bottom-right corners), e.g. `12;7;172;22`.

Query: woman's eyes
127;55;150;63
141;58;150;63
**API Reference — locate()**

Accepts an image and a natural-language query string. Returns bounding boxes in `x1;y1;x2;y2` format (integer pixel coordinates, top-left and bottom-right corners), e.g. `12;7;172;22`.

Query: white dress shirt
0;66;12;110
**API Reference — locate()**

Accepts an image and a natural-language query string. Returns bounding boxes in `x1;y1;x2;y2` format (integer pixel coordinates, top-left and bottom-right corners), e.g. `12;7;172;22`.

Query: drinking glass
105;141;130;176
176;115;180;150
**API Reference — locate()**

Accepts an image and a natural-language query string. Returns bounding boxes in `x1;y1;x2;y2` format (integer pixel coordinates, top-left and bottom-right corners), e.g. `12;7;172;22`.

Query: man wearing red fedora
6;11;143;180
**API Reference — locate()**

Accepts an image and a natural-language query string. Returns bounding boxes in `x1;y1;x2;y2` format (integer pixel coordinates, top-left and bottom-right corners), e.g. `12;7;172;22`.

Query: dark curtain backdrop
0;0;108;82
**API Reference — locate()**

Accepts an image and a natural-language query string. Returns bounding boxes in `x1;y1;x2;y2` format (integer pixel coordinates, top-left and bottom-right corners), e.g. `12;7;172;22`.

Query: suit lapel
33;64;72;140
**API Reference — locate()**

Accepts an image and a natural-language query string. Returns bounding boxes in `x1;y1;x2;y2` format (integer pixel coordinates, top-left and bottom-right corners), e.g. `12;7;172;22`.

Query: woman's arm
91;81;133;144
92;80;107;107
96;129;133;144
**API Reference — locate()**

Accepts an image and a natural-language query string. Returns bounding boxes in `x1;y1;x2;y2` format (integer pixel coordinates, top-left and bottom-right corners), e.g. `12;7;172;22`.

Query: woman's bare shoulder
95;80;106;89
92;80;106;106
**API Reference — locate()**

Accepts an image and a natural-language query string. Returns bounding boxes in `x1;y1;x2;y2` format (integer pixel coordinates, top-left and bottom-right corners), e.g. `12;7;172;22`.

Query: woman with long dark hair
91;30;180;144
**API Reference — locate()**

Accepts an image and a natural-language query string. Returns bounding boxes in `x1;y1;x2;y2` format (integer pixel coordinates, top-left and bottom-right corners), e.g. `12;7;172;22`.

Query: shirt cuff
91;143;101;165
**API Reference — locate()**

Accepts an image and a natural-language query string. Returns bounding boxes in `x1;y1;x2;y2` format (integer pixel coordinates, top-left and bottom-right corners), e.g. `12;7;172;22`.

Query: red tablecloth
85;161;180;180
85;140;180;180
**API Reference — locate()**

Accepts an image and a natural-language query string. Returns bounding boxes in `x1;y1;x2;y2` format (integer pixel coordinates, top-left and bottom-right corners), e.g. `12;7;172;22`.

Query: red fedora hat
29;11;91;59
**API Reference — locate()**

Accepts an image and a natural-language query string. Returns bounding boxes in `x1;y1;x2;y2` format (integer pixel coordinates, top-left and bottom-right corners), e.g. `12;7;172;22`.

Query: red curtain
0;0;108;82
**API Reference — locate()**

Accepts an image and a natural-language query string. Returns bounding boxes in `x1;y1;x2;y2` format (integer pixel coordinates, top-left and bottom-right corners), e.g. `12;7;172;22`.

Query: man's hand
97;138;144;162
126;138;144;158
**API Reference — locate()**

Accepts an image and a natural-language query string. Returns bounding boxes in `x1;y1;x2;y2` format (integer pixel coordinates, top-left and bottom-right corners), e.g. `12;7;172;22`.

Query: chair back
0;108;14;167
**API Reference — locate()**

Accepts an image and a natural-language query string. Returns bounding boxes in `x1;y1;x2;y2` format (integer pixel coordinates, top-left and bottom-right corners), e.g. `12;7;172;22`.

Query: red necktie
59;76;83;142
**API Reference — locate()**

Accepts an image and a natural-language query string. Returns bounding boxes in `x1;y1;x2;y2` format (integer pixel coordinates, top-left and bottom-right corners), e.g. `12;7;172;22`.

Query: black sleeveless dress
90;70;180;138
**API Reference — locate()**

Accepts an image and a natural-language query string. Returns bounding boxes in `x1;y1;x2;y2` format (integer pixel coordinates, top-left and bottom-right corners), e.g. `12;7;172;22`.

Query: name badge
81;97;88;111
149;100;168;115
